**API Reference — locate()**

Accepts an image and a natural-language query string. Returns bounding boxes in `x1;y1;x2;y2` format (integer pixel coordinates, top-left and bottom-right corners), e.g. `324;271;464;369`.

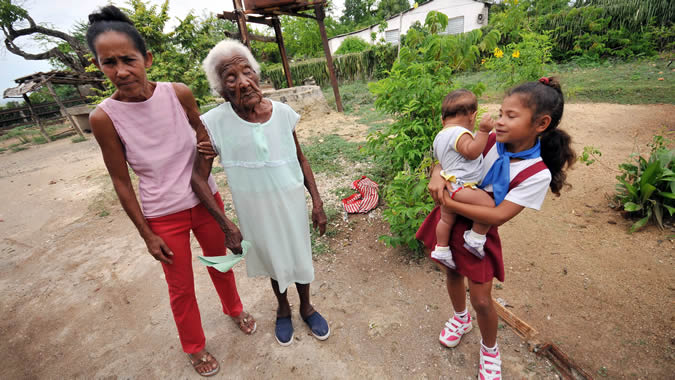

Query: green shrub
483;31;553;89
335;36;371;55
615;133;674;232
379;158;435;254
32;135;48;144
366;17;499;253
262;46;398;89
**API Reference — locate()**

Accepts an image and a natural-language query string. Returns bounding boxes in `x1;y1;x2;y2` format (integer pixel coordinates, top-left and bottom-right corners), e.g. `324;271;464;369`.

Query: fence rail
0;98;87;130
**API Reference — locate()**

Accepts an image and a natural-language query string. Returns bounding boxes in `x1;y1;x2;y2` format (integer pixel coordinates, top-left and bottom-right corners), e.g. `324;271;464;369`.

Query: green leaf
654;205;664;229
658;191;675;200
664;204;675;216
629;216;649;233
640;183;657;203
623;202;642;212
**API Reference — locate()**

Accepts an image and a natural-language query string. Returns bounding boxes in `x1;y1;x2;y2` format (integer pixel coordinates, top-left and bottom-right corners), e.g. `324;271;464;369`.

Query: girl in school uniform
416;77;576;380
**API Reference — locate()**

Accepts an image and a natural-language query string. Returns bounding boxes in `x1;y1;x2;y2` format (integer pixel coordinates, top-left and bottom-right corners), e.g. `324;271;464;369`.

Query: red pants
147;192;243;354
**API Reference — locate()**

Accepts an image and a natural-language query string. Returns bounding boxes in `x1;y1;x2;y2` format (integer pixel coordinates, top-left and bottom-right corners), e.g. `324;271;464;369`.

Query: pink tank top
98;82;217;218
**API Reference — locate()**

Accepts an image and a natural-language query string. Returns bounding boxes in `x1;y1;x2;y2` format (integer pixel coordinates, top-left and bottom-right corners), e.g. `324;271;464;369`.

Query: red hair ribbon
539;77;550;85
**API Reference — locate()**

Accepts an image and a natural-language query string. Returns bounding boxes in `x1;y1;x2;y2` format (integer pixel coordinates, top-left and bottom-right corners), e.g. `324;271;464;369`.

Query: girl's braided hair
508;77;576;195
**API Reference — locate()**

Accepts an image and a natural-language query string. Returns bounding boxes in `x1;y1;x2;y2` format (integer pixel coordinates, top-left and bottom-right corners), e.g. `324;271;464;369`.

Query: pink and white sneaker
479;346;502;380
438;314;473;348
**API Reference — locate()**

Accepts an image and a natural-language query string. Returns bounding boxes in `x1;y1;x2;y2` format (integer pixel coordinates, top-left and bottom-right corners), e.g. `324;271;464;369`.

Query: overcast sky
1;0;345;103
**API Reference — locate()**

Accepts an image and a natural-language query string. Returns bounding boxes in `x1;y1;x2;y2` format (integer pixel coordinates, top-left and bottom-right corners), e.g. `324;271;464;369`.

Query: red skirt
416;206;505;283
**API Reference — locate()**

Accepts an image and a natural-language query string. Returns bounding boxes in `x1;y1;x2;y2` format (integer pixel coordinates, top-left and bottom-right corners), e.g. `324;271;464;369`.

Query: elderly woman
191;39;330;346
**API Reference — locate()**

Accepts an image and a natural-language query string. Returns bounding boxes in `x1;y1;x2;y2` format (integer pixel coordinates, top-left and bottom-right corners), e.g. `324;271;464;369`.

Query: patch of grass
310;227;330;256
454;56;675;104
323;81;374;113
0;125;30;142
9;142;28;152
71;136;87;143
0;147;7;153
301;134;366;175
98;210;110;217
332;186;354;200
323;80;391;132
211;166;224;174
32;135;48;144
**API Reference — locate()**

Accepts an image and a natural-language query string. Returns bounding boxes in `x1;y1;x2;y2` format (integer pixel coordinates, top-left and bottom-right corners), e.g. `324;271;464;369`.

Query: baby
431;89;495;268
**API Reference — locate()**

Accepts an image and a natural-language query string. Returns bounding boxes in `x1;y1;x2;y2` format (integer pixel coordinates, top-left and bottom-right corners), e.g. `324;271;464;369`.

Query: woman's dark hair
442;89;477;120
86;5;147;59
508;77;576;196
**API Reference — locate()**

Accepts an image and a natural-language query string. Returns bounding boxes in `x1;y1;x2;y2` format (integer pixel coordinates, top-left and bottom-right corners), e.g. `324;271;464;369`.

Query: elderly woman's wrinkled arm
191;152;244;253
293;132;327;236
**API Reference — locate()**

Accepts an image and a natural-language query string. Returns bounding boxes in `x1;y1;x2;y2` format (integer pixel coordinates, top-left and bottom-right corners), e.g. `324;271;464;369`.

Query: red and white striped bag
341;176;379;214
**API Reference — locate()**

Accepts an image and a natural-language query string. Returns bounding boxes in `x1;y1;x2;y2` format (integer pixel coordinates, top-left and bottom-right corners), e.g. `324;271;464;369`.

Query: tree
341;0;376;27
0;0;90;73
376;0;410;20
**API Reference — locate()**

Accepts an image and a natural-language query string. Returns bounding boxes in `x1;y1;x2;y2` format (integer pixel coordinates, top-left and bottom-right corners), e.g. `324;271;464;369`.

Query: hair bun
539;76;562;94
88;5;133;26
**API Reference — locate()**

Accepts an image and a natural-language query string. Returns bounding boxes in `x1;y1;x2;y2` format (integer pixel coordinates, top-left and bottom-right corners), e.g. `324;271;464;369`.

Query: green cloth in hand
197;240;251;272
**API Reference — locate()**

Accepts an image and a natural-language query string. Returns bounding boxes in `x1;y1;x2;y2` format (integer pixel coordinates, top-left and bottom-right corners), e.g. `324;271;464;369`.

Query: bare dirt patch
0;103;673;378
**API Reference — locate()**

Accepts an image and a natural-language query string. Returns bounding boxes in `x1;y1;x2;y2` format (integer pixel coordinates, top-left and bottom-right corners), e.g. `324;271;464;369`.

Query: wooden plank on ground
492;298;538;341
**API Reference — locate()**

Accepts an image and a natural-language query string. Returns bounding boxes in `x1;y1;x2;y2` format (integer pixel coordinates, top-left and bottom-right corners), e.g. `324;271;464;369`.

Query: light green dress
201;101;313;293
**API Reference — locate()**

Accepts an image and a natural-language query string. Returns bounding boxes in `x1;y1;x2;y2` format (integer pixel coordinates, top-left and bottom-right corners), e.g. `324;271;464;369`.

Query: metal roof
3;71;104;98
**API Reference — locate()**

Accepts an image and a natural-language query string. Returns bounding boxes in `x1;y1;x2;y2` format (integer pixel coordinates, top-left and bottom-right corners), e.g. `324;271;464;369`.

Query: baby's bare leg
436;205;456;247
452;187;495;234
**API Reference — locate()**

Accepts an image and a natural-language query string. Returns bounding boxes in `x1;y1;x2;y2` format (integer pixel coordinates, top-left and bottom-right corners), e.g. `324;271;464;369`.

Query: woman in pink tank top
86;6;254;377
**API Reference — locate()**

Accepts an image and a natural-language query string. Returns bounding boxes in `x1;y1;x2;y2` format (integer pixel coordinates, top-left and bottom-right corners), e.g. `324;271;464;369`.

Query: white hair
202;39;261;96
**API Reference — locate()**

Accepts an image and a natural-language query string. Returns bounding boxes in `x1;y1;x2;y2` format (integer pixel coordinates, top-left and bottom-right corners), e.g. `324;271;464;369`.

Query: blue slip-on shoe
302;311;330;341
275;316;294;346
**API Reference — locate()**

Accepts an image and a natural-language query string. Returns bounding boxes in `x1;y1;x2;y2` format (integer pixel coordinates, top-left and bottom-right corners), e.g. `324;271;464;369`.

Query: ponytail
508;77;576;195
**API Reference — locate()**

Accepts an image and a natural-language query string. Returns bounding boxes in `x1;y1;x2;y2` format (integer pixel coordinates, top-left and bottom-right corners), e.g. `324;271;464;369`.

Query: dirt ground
0;103;673;379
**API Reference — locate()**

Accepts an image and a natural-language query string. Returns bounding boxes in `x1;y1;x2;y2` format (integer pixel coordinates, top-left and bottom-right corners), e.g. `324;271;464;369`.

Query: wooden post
22;94;51;142
314;4;343;112
44;78;84;138
272;16;293;88
233;0;251;48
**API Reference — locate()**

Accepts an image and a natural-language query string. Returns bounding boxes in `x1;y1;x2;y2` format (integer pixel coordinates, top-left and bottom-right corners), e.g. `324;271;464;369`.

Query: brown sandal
232;311;257;335
188;351;220;377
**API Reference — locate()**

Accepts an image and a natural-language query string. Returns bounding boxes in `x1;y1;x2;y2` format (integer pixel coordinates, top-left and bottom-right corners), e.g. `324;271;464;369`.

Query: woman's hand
197;141;217;161
221;220;244;254
428;164;446;204
312;204;328;236
440;189;456;210
143;232;174;264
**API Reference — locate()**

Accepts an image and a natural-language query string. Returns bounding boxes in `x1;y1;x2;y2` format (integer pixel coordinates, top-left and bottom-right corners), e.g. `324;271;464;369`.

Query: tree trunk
1;13;90;73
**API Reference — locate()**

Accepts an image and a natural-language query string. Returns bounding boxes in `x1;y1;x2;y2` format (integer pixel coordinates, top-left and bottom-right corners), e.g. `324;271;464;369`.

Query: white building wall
328;0;489;54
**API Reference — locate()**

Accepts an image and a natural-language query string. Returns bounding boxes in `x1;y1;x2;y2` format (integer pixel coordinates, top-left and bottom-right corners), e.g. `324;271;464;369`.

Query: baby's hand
479;116;495;133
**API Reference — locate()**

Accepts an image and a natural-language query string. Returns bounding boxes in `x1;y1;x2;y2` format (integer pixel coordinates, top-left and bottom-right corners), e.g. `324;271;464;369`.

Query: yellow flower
512;50;520;58
414;2;418;8
494;48;504;58
481;58;486;65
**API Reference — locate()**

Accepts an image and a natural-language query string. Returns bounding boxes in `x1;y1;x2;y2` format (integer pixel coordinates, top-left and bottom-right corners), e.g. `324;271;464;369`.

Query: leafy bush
615;133;674;232
487;0;672;64
335;36;371;55
379;158;435;254
263;46;398;88
366;15;499;253
483;31;553;89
